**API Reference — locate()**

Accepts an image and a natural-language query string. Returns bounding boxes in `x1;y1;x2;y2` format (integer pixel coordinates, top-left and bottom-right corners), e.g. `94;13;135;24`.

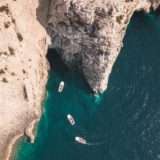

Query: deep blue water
13;12;160;160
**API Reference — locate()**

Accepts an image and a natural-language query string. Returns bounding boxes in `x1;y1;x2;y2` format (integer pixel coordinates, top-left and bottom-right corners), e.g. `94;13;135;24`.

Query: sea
12;12;160;160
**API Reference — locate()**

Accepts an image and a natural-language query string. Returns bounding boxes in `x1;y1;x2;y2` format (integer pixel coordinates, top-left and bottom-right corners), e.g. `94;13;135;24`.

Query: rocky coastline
47;0;160;93
0;0;159;160
0;0;49;159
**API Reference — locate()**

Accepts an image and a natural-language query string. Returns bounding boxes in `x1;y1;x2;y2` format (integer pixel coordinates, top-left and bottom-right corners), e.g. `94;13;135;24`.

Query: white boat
67;114;75;125
75;136;87;144
58;81;64;92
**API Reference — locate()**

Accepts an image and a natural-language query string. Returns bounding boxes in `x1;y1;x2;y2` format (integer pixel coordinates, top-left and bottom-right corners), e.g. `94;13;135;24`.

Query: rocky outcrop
47;0;160;93
0;0;160;159
0;0;49;159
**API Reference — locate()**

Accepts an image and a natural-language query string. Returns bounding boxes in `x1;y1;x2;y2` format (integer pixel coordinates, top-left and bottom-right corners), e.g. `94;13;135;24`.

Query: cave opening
46;49;69;75
46;8;160;95
46;49;92;93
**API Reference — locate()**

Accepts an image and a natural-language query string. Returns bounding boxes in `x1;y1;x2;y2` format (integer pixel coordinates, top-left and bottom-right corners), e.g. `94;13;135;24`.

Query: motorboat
75;136;87;144
58;81;64;92
67;114;75;125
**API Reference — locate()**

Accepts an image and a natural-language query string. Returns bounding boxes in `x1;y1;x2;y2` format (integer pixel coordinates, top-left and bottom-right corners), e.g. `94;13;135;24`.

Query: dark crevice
46;49;69;73
23;85;28;100
36;0;51;28
150;5;160;15
46;49;92;93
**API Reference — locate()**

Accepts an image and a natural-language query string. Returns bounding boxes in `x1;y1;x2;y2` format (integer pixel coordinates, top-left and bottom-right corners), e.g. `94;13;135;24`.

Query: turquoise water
13;12;160;160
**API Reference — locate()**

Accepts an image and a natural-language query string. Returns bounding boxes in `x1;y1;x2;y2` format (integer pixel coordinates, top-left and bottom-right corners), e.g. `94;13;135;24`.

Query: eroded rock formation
47;0;160;93
0;0;160;159
0;0;49;159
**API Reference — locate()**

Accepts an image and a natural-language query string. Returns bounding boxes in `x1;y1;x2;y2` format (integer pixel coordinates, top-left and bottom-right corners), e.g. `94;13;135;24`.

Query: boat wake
84;141;107;146
75;136;107;146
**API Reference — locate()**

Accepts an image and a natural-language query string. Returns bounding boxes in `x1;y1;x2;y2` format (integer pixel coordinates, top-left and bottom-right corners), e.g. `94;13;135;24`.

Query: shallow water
13;12;160;160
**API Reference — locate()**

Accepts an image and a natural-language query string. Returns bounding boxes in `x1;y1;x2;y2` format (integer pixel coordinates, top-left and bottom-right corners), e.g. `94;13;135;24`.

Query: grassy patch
116;15;124;24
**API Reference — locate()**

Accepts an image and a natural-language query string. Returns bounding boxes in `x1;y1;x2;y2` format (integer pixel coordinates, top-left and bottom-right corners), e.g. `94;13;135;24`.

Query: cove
12;12;160;160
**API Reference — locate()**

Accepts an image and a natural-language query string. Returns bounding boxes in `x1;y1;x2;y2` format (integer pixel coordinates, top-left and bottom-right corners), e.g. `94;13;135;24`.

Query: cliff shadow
46;49;92;94
46;49;69;76
36;0;51;28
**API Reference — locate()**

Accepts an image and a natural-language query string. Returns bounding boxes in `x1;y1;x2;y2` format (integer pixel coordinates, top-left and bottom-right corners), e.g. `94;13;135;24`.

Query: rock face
0;0;49;159
0;0;160;160
47;0;160;93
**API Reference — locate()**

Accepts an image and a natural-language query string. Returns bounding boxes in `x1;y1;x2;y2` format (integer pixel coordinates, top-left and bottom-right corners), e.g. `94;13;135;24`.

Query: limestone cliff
0;0;49;159
47;0;160;93
0;0;160;160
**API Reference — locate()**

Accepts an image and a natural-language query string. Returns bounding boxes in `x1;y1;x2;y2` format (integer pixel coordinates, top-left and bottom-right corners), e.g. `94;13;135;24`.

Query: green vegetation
116;15;124;24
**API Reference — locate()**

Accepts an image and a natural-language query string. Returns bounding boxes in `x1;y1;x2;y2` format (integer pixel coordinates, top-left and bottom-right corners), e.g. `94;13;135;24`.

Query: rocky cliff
0;0;160;159
0;0;49;159
47;0;160;93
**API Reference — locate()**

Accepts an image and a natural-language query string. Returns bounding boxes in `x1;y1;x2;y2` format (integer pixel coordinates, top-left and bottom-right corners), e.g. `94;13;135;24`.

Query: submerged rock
47;0;160;93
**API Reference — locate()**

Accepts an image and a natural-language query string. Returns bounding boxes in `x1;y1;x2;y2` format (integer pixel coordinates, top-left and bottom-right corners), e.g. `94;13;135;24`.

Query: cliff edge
0;0;160;160
47;0;160;93
0;0;49;159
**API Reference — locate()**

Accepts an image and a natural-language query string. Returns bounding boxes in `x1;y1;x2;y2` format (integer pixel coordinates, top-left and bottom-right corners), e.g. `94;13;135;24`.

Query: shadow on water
46;49;70;77
46;49;92;95
101;11;160;159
